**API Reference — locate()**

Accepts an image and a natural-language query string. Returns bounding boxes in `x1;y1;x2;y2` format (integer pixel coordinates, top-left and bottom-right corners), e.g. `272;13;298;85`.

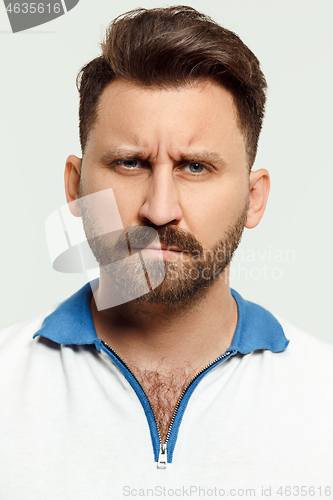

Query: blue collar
33;282;289;354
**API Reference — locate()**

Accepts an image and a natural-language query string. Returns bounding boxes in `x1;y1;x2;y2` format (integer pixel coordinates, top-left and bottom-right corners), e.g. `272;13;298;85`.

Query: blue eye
184;163;206;174
122;159;140;169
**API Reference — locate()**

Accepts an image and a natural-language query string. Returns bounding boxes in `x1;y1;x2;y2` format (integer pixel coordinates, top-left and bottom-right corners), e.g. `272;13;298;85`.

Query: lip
150;245;181;252
132;245;182;252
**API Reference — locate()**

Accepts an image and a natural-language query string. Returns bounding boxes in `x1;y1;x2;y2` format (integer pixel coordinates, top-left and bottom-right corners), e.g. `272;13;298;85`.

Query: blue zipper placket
97;337;237;468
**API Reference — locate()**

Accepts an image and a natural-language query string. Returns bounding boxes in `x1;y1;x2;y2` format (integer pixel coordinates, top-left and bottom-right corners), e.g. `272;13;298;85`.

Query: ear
245;169;270;229
64;155;82;217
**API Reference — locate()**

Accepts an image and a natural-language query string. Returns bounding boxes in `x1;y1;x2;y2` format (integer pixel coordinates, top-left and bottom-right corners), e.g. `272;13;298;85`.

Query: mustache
155;226;203;253
125;225;204;255
85;225;203;265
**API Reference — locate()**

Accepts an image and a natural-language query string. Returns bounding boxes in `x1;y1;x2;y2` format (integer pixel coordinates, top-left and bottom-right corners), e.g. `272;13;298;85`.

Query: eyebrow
178;150;226;168
99;147;226;168
99;147;147;164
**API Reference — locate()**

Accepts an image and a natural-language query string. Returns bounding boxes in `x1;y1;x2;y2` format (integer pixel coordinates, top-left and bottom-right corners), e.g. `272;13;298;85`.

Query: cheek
112;185;145;227
81;168;143;227
182;181;248;247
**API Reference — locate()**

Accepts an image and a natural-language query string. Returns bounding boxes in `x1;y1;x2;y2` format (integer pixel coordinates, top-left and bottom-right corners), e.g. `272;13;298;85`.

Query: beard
79;185;249;309
131;205;249;307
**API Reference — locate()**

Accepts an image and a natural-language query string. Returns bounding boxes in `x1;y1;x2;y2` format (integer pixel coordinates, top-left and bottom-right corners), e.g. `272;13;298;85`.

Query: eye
111;158;148;174
183;162;208;174
119;159;144;169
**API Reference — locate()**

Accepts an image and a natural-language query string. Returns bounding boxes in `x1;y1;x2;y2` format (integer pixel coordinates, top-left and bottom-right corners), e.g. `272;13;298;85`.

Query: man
0;6;332;499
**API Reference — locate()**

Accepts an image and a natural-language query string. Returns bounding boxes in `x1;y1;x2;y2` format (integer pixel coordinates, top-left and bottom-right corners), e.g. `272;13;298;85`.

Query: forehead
86;79;247;166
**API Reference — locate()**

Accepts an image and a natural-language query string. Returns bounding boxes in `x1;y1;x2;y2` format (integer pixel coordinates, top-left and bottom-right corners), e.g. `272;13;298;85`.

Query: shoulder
275;313;333;354
269;313;333;380
0;305;64;389
0;306;58;351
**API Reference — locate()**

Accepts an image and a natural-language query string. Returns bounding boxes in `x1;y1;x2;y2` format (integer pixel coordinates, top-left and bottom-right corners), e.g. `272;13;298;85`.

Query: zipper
157;443;167;469
101;340;164;459
158;349;234;468
100;339;234;468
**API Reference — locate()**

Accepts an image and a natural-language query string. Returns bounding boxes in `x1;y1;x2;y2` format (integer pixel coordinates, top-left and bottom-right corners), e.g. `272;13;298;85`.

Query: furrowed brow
100;147;147;164
178;150;226;168
99;147;227;168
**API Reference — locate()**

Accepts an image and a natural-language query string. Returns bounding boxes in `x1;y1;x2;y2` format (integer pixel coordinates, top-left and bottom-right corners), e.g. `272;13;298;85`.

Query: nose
139;167;183;227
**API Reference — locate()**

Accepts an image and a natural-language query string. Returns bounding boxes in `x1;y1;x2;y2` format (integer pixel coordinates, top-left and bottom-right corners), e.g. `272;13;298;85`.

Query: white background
0;0;332;343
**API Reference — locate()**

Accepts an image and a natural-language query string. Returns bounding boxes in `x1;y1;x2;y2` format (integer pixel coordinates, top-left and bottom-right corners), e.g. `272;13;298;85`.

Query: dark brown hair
76;6;267;168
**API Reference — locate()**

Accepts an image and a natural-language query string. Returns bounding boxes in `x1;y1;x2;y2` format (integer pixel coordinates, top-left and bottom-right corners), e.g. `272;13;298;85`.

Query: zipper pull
157;443;167;469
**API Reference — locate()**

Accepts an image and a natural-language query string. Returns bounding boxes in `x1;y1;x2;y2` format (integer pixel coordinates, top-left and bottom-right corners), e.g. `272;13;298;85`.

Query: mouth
133;245;182;252
130;245;184;259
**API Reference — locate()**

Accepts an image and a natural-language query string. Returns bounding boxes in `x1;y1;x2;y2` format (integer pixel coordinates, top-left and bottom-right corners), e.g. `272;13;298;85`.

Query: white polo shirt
0;283;332;500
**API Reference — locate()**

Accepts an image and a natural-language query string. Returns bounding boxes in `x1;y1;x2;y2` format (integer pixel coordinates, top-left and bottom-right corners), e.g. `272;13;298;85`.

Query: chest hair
132;366;196;443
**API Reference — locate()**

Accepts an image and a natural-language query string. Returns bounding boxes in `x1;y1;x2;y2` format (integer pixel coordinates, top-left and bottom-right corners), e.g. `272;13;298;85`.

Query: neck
91;270;238;375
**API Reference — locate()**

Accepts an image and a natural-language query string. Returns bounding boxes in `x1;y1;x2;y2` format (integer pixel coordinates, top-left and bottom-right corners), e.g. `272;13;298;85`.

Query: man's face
78;79;250;306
